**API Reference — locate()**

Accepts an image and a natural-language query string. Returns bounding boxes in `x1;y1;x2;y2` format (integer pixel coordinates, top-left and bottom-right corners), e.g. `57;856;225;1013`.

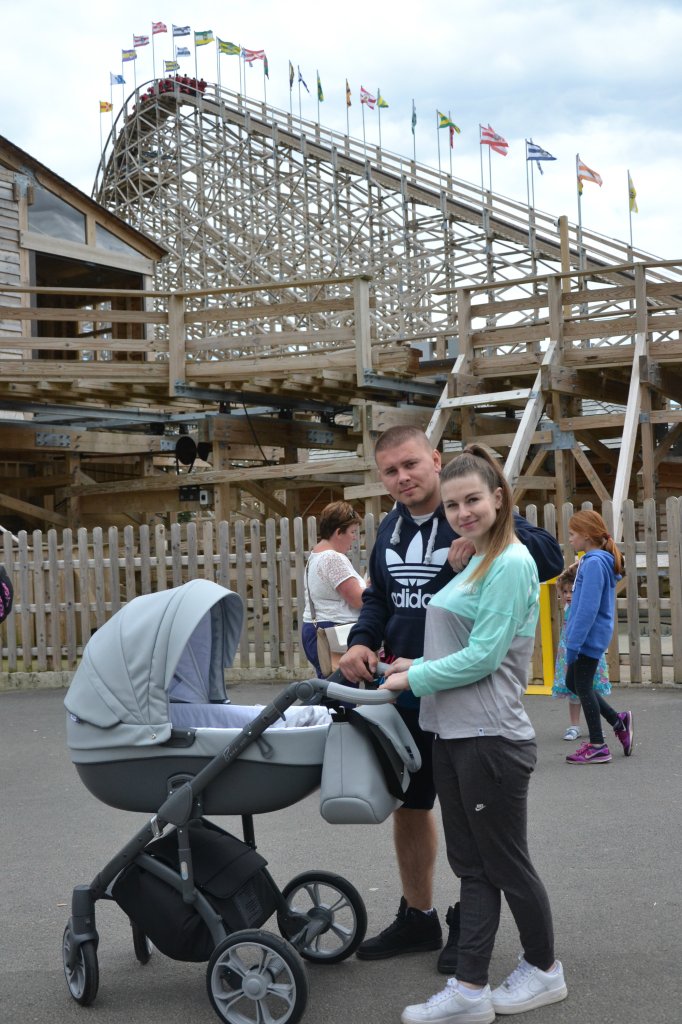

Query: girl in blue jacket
564;510;633;764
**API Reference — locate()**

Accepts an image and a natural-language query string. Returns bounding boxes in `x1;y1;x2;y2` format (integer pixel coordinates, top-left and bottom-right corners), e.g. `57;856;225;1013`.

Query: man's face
375;439;442;516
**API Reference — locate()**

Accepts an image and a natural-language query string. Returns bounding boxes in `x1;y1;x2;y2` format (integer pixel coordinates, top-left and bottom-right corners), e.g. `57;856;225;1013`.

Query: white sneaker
563;725;581;741
491;958;567;1014
401;980;495;1024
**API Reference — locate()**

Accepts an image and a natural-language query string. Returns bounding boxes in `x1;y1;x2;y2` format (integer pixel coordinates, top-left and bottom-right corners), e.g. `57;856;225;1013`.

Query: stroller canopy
65;580;243;751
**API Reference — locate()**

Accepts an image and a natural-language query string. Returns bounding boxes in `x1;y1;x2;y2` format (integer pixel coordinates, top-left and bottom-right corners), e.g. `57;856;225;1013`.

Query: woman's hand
379;671;410;692
383;657;413;675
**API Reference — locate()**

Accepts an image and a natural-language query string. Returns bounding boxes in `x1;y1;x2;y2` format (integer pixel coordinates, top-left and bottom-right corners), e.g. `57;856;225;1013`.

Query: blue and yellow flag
195;30;214;46
122;49;137;62
377;91;388;109
164;59;180;72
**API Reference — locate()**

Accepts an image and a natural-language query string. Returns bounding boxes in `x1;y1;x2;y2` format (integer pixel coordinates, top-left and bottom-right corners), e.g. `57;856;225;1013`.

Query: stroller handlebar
325;681;397;704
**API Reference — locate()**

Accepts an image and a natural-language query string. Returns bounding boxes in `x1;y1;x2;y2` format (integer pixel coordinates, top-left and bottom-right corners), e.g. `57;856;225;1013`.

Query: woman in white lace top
302;501;366;676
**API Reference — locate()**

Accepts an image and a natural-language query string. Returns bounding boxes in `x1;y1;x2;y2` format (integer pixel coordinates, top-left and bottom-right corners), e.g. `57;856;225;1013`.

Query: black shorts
396;705;436;811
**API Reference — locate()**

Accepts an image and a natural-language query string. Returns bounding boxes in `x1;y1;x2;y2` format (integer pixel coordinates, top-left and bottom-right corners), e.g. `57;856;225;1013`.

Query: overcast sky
2;0;681;259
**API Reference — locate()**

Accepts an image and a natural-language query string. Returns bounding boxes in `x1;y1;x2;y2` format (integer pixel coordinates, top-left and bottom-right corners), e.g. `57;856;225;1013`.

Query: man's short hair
374;425;433;458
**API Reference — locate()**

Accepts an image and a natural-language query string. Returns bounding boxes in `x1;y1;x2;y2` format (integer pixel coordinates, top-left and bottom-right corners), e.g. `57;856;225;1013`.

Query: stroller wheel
206;928;308;1024
62;926;99;1006
277;870;368;964
131;920;153;964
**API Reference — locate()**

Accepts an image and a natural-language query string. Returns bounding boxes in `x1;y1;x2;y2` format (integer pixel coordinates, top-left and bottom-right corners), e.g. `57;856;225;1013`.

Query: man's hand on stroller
338;644;378;685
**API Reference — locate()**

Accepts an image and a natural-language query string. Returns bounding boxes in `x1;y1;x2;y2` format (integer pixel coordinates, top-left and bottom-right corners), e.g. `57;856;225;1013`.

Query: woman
302;500;366;677
380;444;567;1022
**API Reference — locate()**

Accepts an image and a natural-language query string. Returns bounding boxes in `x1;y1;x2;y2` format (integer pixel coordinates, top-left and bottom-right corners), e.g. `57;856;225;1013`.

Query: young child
552;565;611;740
564;510;633;765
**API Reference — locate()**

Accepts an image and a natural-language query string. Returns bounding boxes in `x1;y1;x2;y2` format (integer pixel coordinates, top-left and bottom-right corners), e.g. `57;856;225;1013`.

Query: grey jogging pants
433;735;555;985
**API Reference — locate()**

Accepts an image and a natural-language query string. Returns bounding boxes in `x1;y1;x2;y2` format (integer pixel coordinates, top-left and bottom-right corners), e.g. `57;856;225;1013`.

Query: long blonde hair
440;444;515;585
569;510;625;576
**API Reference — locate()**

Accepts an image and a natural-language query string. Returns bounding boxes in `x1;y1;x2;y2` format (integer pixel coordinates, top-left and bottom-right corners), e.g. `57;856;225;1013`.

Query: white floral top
303;550;365;623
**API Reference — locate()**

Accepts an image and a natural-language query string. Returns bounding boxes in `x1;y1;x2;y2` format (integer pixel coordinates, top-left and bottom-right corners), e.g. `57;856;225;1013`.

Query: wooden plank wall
1;499;681;684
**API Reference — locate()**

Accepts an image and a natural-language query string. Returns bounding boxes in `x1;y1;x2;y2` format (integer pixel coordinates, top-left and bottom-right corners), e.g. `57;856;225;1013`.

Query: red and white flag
577;157;603;187
360;86;376;109
152;22;167;35
133;34;150;47
242;48;266;65
480;124;508;156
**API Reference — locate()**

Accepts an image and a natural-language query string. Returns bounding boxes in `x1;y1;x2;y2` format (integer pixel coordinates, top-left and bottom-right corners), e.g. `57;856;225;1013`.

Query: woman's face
333;524;359;553
440;472;502;552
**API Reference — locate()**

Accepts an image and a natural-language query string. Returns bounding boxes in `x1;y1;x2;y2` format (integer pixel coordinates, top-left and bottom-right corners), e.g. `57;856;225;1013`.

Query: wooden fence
1;498;681;686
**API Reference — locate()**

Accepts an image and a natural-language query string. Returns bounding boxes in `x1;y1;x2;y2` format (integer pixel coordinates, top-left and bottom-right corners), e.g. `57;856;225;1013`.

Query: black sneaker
436;902;460;974
356;897;442;960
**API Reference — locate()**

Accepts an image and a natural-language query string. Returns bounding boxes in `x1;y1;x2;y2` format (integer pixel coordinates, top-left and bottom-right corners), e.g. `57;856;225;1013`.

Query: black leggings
565;654;620;745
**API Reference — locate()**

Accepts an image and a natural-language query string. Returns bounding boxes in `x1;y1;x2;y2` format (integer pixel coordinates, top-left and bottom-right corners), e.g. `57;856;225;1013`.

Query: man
339;426;563;972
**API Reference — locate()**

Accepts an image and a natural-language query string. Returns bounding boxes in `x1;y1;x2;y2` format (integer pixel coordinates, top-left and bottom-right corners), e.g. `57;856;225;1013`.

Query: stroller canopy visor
65;580;243;750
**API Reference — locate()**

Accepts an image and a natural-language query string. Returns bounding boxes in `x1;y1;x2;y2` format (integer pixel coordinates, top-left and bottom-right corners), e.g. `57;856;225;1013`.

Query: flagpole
436;111;441;176
525;141;533;252
216;45;221;92
412;100;416;164
133;58;137;97
263;63;267;105
479;124;485;197
316;71;320;125
448;109;453;180
346;82;350;137
239;46;243;96
627;169;634;252
289;65;293;117
99;114;103;164
361;101;366;155
298;71;302;122
576;154;584;271
151;27;156;80
194;43;198;84
377;89;382;151
110;81;114;131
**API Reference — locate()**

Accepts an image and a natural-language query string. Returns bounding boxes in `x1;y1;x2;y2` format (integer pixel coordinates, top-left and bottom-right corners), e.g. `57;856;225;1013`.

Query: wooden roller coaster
1;80;680;535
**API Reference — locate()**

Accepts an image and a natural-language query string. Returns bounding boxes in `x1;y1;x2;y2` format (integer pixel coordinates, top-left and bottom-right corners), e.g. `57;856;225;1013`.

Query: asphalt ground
1;682;680;1024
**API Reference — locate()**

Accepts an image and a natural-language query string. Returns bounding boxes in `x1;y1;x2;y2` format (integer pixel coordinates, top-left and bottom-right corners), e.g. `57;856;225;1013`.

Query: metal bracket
36;432;71;448
541;425;575;451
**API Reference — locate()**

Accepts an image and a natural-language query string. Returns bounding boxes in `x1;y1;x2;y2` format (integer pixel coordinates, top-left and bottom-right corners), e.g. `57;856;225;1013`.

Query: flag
577;156;603;194
346;79;351;107
480;124;508;155
176;46;191;57
411;100;417;134
438;111;458;131
449;125;456;148
377;91;388;109
100;101;113;113
628;171;638;213
264;54;269;78
218;39;241;55
133;34;149;47
317;71;324;102
110;72;125;85
289;61;295;88
173;25;191;36
526;140;556;176
360;86;376;109
164;59;180;72
242;47;266;64
152;21;167;34
298;67;309;92
195;30;214;46
122;49;137;62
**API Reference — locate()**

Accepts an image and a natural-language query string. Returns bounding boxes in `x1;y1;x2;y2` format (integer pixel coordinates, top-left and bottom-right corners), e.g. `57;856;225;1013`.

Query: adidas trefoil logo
386;531;449;587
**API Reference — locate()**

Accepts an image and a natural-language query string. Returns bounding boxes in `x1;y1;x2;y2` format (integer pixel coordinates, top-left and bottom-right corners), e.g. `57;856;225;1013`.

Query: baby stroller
62;580;419;1024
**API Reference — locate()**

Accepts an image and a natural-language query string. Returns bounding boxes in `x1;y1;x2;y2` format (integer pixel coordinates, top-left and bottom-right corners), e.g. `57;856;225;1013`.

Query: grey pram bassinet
65;579;328;814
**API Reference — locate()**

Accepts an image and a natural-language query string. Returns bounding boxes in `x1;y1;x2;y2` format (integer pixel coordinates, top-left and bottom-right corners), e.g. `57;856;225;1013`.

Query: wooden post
167;292;186;396
353;275;372;386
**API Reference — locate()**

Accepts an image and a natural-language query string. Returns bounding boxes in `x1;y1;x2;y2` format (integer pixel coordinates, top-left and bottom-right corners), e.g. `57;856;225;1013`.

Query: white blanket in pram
169;701;332;731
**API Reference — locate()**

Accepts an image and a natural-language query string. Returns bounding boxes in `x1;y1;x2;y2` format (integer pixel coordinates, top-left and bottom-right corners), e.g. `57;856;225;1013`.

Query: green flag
317;71;324;102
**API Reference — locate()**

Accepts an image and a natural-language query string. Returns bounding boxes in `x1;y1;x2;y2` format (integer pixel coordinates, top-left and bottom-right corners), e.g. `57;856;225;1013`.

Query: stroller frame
63;676;392;1024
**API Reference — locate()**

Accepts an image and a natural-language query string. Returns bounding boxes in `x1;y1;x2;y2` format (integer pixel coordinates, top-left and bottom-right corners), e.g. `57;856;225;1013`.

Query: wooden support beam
0;490;68;527
574;430;620;470
653;422;682;468
571;446;612;503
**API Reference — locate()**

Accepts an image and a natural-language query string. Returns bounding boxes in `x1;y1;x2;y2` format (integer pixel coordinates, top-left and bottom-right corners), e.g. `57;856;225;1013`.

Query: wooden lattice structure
1;82;681;534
